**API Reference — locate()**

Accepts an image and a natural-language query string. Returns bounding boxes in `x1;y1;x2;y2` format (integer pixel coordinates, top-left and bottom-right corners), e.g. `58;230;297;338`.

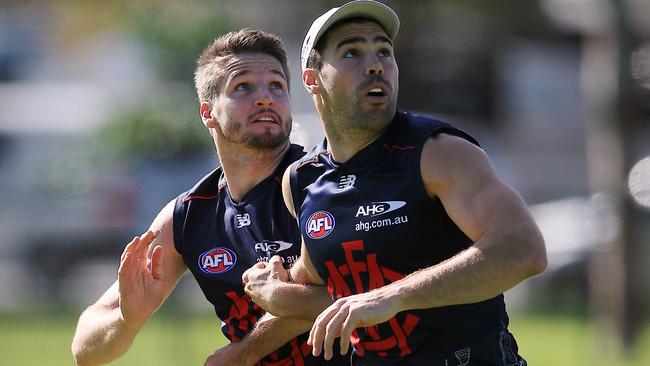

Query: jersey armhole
417;125;481;201
432;126;480;148
172;194;186;255
288;161;302;219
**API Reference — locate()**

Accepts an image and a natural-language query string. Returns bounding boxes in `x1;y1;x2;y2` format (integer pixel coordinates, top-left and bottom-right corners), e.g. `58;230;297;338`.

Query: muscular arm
71;200;188;366
309;134;548;359
391;134;547;308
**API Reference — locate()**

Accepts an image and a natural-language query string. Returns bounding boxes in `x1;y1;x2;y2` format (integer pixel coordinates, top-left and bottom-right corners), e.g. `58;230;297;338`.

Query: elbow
71;335;82;365
521;229;548;277
71;340;89;366
71;328;102;366
71;348;100;366
71;340;96;366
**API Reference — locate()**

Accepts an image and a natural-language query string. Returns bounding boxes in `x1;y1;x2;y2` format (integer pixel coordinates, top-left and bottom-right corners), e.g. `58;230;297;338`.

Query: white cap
300;0;400;71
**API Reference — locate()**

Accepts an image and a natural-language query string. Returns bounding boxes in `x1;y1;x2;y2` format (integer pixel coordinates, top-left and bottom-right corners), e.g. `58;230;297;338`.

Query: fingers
119;229;160;280
119;236;140;278
120;236;139;263
269;256;289;281
309;299;360;359
309;302;339;357
138;229;159;258
243;282;253;297
339;313;355;355
322;306;349;360
269;255;283;267
242;261;268;284
121;229;159;262
150;244;164;280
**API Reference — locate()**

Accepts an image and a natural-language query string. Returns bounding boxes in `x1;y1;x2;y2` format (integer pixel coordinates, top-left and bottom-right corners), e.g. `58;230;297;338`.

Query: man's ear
302;69;321;95
200;101;217;128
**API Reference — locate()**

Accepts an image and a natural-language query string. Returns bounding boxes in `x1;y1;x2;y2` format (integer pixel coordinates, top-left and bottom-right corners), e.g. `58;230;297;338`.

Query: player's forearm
384;226;546;313
71;306;143;366
240;313;313;365
263;281;332;320
277;256;332;319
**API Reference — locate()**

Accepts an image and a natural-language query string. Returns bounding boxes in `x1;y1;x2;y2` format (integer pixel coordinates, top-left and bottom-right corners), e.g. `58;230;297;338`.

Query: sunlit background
0;0;649;365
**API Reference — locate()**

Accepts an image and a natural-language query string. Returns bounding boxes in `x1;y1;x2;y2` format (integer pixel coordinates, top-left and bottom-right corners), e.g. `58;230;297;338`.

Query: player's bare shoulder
420;133;494;198
281;163;297;218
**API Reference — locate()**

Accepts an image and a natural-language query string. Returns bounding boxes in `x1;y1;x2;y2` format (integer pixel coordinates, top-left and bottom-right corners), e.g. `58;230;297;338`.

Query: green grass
0;311;228;365
511;314;650;366
0;312;648;365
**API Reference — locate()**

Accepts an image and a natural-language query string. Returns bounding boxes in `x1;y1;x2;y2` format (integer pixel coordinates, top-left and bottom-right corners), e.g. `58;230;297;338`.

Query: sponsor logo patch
338;174;356;190
198;247;237;274
306;211;335;239
355;201;406;217
254;240;294;255
235;213;251;228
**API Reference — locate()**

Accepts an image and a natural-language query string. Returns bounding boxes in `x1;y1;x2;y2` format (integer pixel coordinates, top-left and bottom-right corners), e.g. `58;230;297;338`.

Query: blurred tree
123;1;236;82
94;92;212;163
90;0;236;161
389;0;554;121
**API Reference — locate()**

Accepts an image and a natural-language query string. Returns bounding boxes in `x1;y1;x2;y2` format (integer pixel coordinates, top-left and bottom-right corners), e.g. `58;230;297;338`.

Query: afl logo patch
306;211;335;239
198;247;237;274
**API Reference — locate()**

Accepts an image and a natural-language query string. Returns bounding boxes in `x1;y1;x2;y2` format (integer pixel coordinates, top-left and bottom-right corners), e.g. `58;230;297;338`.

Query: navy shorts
350;332;527;366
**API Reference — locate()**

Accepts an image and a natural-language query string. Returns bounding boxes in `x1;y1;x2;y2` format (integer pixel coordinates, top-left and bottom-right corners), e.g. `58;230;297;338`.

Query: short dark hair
305;17;389;70
194;28;290;101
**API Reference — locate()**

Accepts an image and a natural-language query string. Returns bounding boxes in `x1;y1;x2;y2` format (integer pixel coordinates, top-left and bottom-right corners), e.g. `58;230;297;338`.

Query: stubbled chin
243;124;289;147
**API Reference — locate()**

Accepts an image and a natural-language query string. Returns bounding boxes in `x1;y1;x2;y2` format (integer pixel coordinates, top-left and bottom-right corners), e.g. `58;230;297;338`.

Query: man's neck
325;128;381;163
318;108;394;163
216;140;290;202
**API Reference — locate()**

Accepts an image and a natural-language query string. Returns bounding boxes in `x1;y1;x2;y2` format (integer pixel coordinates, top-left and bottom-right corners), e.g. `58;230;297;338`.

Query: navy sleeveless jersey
173;144;347;366
290;112;526;365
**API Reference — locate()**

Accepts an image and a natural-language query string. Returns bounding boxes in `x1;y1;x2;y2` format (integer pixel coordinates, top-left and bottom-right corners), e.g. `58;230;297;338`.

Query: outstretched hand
117;229;164;328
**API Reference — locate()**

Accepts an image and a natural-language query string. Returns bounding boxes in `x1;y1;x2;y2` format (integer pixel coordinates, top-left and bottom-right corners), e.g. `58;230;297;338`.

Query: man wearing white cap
244;1;547;365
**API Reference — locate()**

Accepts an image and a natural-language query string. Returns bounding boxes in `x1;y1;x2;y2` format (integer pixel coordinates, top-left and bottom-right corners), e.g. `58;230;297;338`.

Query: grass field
0;311;648;365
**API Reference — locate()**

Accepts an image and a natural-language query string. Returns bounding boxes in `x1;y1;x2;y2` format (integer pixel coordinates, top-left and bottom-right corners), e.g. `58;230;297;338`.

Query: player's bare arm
281;165;327;285
405;133;548;305
204;313;314;366
71;200;188;366
308;133;547;359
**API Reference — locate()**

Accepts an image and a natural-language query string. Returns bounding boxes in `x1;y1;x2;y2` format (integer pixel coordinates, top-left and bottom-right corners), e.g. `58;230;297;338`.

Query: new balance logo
455;347;470;366
235;213;251;228
338;175;356;190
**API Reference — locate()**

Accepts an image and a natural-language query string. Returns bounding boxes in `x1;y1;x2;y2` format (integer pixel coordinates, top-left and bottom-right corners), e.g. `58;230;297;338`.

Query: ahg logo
254;240;293;255
355;201;406;217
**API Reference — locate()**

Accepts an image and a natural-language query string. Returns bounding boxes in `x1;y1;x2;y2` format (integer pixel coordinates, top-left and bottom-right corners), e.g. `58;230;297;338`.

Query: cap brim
301;0;400;70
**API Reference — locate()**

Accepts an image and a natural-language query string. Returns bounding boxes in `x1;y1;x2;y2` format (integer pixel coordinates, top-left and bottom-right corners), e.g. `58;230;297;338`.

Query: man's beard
331;76;396;133
242;125;290;149
347;99;395;130
220;117;292;150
